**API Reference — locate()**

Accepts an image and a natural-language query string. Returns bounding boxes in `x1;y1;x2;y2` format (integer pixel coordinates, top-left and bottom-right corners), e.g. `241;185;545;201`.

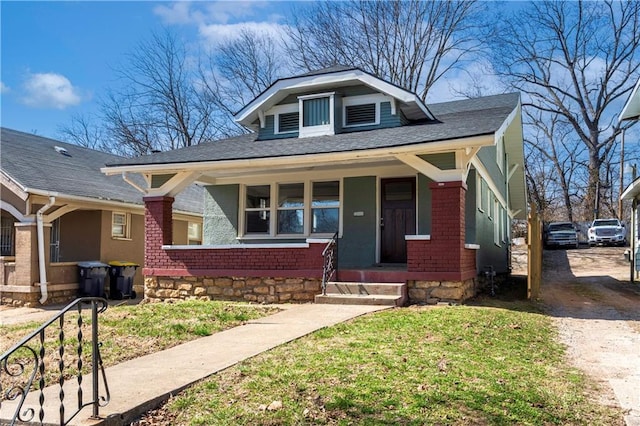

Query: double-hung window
245;185;271;234
188;222;202;245
278;183;304;234
312;181;339;233
112;212;130;239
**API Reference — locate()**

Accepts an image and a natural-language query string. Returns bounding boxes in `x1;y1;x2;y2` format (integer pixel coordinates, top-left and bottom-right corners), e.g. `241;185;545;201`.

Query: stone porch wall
0;283;80;307
145;276;322;304
407;278;478;304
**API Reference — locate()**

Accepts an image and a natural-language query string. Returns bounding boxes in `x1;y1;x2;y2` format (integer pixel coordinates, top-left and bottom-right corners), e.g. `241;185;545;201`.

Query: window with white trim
494;202;501;246
272;104;299;135
278;183;305;234
241;180;341;237
245;185;271;234
487;190;494;220
188;222;202;245
312;181;339;233
477;176;484;213
112;212;130;239
298;92;335;138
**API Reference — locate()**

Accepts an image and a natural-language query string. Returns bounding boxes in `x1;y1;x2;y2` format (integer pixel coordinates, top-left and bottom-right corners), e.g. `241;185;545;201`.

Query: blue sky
1;1;297;140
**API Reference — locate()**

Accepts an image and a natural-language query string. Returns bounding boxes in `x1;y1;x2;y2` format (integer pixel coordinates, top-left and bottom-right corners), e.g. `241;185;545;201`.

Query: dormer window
298;92;335;138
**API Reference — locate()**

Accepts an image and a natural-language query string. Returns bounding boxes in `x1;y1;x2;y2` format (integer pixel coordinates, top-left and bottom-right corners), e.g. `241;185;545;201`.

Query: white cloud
199;21;289;46
21;72;82;109
153;2;202;25
154;1;269;26
0;81;9;93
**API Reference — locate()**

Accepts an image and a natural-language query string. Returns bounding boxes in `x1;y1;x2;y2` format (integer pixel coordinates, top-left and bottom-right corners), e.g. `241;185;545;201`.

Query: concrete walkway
1;303;390;425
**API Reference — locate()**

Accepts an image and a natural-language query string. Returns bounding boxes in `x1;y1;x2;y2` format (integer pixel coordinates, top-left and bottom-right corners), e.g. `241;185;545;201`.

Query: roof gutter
25;187;199;218
101;133;496;176
36;195;56;304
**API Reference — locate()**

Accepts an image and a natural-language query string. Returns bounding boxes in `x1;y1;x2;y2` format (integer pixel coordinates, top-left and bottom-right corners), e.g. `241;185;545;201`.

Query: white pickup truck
587;218;627;247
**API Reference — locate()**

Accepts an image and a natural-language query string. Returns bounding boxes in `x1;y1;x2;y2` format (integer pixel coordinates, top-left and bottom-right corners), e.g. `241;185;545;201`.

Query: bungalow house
0;128;203;306
102;66;526;306
620;77;640;281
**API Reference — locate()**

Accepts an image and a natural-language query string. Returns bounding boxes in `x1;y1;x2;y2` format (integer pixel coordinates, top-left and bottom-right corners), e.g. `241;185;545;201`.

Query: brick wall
406;181;476;280
144;196;324;275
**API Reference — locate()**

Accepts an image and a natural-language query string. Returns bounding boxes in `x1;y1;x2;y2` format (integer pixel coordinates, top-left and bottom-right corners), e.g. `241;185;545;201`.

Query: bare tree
525;110;587;222
58;113;112;153
285;0;483;101
492;0;640;221
199;28;287;137
100;30;225;155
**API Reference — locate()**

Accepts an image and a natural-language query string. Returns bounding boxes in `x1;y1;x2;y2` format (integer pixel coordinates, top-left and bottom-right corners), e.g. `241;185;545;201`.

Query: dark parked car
544;222;579;249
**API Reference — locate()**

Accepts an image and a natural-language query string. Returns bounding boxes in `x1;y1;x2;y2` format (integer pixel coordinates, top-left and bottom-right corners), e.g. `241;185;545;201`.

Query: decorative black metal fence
0;297;110;425
322;232;338;295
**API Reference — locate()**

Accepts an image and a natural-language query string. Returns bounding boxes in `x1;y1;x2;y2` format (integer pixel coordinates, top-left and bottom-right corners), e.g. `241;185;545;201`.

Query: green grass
1;300;278;394
155;303;622;426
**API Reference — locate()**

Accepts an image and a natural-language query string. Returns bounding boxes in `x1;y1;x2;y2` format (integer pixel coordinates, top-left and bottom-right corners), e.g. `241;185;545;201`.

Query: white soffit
234;69;434;127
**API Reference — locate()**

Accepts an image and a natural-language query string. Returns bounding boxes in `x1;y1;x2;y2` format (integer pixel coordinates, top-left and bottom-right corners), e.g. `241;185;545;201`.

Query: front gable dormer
234;67;434;140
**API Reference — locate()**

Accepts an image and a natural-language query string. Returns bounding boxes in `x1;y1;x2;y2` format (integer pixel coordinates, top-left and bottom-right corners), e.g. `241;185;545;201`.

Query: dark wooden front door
380;177;416;263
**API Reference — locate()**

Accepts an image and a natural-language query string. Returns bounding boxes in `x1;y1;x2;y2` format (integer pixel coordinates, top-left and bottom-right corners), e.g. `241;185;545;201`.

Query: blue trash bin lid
78;261;109;269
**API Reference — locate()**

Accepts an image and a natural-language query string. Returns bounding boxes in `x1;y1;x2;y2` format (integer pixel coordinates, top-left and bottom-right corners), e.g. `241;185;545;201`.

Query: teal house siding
419;152;456;170
203;185;239;245
339;176;377;268
151;174;176;188
258;114;299;140
476;146;507;201
417;174;432;235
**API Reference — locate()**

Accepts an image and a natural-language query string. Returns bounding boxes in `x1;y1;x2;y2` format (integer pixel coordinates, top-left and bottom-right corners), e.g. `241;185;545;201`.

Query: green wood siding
476;146;507;200
340;176;377;268
203;185;239;245
151;174;176;188
419;153;456;170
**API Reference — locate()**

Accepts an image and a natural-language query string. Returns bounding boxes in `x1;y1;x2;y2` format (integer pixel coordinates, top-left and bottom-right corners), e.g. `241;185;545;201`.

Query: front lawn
136;303;622;425
1;300;279;393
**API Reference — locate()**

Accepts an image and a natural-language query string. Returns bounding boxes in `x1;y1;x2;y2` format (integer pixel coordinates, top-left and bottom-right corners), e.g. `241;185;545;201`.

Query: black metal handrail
322;232;338;295
1;297;110;425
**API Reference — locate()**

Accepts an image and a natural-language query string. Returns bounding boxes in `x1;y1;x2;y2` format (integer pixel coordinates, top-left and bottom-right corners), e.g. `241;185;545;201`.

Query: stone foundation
0;283;80;307
144;276;322;303
407;277;478;304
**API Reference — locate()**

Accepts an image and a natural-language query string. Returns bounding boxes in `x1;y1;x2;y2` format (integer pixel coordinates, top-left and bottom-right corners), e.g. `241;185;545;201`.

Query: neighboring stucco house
0;128;203;306
620;77;640;281
103;66;527;305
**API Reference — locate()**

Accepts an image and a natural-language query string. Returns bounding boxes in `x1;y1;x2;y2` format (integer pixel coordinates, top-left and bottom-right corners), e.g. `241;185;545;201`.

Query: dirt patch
524;245;640;425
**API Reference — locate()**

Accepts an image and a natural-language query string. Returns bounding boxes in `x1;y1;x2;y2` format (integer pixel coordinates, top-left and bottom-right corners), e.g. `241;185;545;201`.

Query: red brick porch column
144;196;174;268
407;181;475;280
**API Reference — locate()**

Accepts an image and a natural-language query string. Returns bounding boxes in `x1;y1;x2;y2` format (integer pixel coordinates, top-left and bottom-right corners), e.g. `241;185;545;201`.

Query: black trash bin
78;261;109;298
108;261;139;300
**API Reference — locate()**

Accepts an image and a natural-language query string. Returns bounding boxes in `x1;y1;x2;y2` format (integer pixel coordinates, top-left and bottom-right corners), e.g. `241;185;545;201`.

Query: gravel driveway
526;246;640;426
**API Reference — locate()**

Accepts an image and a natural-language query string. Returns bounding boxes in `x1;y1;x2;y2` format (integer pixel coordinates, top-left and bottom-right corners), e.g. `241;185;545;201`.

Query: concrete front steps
315;282;407;306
